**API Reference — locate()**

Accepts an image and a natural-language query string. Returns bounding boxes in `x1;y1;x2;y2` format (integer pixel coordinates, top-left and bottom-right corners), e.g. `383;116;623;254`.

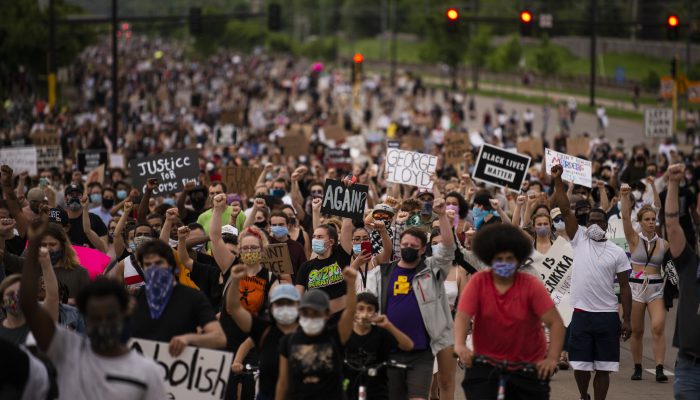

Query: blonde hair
636;205;657;221
239;226;269;248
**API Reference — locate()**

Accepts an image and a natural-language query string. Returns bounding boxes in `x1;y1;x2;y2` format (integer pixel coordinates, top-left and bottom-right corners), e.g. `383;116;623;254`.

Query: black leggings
0;338;30;399
461;363;550;400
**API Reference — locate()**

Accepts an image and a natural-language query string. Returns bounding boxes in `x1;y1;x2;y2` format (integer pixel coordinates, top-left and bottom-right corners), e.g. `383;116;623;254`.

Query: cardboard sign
77;150;108;174
261;243;294;275
402;136;424;152
279;135;310;157
129;150;200;196
606;218;630;253
385;149;437;189
320;179;368;219
524;237;575;326
30;129;60;146
220;109;244;125
516;138;544;158
222;166;263;197
644;108;673;138
0;146;38;175
545;148;593;188
565;137;590;158
109;153;125;169
324;148;352;171
323;116;347;141
444;132;470;165
35;145;63;172
129;338;231;400
473;144;531;191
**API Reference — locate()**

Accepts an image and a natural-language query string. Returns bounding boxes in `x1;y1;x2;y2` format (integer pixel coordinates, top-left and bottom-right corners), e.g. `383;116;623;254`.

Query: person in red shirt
454;223;565;400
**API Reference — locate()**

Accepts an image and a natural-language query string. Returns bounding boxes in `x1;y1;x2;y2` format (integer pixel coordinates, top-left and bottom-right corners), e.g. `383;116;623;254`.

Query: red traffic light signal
520;11;533;24
446;8;459;21
667;15;679;27
353;53;364;64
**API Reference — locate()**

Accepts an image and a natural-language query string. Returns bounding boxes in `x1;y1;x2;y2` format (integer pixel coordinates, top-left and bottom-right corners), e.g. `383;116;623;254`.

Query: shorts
461;363;549;400
388;350;434;400
568;310;620;372
630;274;664;304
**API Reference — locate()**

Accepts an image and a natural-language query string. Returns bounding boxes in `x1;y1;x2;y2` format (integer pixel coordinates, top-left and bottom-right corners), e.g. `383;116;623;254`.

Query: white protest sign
527;237;575;326
35;145;63;171
606;218;630;254
545;148;592;188
384;148;437;189
129;338;232;400
0;147;38;176
644;108;673;138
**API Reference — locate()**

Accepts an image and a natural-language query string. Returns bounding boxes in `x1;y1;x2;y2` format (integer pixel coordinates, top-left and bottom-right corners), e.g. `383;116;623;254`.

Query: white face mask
272;306;299;325
553;221;566;231
632;191;642;201
585;224;607;241
299;316;325;335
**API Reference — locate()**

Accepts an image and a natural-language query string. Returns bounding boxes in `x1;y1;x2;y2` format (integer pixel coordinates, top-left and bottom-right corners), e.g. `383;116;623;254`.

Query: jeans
674;354;700;400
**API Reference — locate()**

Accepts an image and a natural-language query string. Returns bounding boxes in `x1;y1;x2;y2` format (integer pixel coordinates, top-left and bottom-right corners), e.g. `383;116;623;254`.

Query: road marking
645;368;674;376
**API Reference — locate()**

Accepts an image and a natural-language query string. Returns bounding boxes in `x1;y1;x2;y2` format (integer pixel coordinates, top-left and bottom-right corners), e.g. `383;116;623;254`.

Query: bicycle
233;363;260;400
459;354;539;400
343;359;409;400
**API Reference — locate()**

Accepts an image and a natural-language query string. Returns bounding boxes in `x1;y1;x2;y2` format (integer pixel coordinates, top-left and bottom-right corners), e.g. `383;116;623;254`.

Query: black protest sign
261;244;294;275
473;144;531;191
321;179;368;220
215;125;237;145
129;149;199;195
324;148;352;171
77;149;108;173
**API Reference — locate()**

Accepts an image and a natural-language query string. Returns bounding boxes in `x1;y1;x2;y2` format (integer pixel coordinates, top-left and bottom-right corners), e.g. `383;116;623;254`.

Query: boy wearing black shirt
344;292;414;400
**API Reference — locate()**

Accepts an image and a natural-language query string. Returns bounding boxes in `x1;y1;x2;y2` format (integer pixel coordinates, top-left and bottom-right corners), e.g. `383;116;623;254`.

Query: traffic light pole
589;0;597;107
111;0;118;148
48;0;57;109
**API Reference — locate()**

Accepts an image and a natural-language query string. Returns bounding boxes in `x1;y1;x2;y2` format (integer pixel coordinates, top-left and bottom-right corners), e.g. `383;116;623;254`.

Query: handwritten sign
545;148;592;188
77;150;108;174
525;237;575;326
473;144;531;191
324;148;352;171
279;134;310;157
215;125;237;146
261;243;294;275
444;132;470;164
565;137;590;158
222;166;263;198
606;218;630;253
516;138;543;158
129;150;199;196
321;179;368;219
36;146;64;172
129;338;231;400
0;146;38;175
385;149;437;189
644;108;673;138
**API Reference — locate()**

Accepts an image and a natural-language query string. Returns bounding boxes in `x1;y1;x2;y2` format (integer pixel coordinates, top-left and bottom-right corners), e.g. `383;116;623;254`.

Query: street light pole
48;0;57;109
589;0;597;107
111;0;118;148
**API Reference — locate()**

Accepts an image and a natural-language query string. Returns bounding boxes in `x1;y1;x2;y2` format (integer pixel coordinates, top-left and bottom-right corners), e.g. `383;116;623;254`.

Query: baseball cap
222;225;239;236
372;203;395;217
269;284;301;303
27;188;46;202
64;184;84;196
416;188;435;200
48;208;69;225
550;208;562;220
299;290;330;312
574;200;591;211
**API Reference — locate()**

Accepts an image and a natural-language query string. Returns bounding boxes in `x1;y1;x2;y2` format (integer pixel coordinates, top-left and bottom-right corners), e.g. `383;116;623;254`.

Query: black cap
48;207;69;225
64;184;84;196
299;290;330;312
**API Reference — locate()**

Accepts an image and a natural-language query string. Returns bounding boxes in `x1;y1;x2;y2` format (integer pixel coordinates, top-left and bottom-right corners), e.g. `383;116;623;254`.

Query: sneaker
578;395;591;400
558;353;570;371
656;365;668;382
631;364;643;380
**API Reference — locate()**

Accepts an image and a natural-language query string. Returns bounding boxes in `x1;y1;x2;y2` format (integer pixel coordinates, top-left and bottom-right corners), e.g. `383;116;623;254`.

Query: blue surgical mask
90;194;102;203
352;243;362;255
116;190;127;200
271;189;285;198
492;261;517;278
472;207;492;230
431;244;442;255
312;239;326;254
163;198;176;206
271;226;289;238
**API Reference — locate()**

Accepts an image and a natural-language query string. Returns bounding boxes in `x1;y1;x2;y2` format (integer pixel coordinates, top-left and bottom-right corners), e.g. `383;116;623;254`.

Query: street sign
688;82;700;104
539;13;553;29
644;108;674;138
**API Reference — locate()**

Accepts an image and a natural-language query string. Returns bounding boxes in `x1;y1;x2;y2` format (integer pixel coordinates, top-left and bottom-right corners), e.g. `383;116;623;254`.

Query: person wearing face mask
227;274;301;400
532;212;554;255
620;150;648;185
282;204;311;259
347;223;392;292
552;165;632;400
454;223;565;399
130;240;226;357
365;198;456;400
63;184;109;250
471;190;502;231
176;225;223;310
244;197;271;231
23;187;47;221
42;223;90;304
276;268;359;400
89;187;116;227
19;228;167;400
270;178;293;206
106;223;155;293
269;211;307;280
344;291;415;400
550;208;569;239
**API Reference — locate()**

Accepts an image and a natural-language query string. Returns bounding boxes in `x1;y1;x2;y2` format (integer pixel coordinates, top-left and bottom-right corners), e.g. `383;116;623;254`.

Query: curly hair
76;277;129;315
472;223;533;266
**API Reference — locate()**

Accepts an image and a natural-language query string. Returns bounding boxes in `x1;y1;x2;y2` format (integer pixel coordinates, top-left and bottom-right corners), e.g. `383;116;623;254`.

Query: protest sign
35;146;63;171
109;153;125;169
525;237;575;326
323;116;347;141
220;109;244;125
73;245;111;280
566;137;590;158
516;137;544;158
387;140;400;149
30;128;60;145
77;150;108;174
279;134;309;157
129;338;231;400
324;148;352;171
606;218;630;253
222;166;263;197
215;125;237;146
129;150;199;196
545;148;593;188
385;149;437;189
402;135;424;152
261;243;294;275
0;147;38;175
644;108;673;138
321;179;368;220
473;144;531;191
444;132;470;165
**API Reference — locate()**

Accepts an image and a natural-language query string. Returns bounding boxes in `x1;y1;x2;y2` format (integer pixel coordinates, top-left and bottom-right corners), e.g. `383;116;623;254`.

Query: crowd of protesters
0;35;699;400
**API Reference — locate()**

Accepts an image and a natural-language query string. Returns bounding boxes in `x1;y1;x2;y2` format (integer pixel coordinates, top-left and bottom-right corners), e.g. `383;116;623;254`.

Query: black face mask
401;247;420;262
102;198;115;209
576;212;589;226
635;155;645;163
254;221;268;229
191;196;206;210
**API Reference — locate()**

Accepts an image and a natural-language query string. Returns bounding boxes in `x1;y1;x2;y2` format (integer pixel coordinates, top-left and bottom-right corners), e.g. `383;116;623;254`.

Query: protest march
1;31;699;400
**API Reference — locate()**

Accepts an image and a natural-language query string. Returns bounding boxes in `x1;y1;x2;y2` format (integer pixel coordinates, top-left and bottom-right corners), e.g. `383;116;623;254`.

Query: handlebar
344;360;410;377
472;355;537;373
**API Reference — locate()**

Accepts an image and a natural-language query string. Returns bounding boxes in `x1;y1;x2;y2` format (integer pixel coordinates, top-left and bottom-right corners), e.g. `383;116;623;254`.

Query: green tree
418;12;469;88
467;26;493;90
534;35;561;96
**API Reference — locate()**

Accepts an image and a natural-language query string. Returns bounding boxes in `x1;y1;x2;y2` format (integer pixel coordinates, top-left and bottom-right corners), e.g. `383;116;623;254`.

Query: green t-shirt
197;207;246;235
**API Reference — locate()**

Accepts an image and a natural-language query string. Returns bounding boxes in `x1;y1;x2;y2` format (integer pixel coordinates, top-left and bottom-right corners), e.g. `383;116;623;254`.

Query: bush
299;37;336;61
219;19;268;52
642;70;660;92
267;33;298;54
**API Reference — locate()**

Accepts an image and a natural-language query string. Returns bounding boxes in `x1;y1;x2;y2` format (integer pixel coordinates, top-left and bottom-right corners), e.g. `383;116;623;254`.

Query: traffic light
352;53;364;83
446;8;460;34
671;57;678;79
520;10;533;36
268;4;282;31
667;15;679;40
189;7;202;35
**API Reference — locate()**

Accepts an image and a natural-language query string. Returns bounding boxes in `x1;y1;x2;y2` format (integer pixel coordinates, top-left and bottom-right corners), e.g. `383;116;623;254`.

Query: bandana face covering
585;224;607;241
492;261;517;278
144;266;175;320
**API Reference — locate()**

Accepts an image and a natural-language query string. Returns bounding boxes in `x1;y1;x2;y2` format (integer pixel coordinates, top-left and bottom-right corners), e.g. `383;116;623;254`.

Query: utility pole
390;0;397;86
111;0;118;148
48;0;57;109
589;0;597;107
